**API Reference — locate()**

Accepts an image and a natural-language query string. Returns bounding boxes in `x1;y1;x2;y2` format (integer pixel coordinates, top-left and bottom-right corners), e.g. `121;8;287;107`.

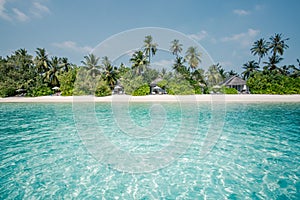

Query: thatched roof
150;77;163;86
222;76;246;86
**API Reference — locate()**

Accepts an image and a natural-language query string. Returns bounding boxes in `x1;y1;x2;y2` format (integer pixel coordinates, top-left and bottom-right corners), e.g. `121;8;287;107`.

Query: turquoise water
0;102;299;199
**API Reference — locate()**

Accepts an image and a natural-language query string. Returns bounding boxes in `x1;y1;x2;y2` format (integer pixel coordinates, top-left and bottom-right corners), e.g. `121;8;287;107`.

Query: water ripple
0;103;299;199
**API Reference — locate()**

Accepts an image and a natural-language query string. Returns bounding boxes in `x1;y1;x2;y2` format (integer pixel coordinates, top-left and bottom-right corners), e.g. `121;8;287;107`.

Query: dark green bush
166;78;195;95
0;83;16;97
30;86;54;96
194;85;202;94
247;72;300;94
58;69;77;96
95;81;111;97
132;84;150;96
224;87;238;94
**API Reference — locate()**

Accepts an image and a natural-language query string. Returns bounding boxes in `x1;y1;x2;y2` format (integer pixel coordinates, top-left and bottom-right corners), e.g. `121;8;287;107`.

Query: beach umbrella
114;85;122;89
16;89;26;92
52;86;60;90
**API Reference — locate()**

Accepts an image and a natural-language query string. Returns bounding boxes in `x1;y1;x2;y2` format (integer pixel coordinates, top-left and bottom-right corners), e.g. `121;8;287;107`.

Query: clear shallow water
0;102;299;199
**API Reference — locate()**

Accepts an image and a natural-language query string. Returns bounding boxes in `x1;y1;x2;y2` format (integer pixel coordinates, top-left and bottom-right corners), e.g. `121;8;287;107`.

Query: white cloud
52;41;93;53
0;0;11;21
233;9;250;16
221;29;260;47
0;0;50;22
189;30;208;41
12;8;29;22
31;2;50;17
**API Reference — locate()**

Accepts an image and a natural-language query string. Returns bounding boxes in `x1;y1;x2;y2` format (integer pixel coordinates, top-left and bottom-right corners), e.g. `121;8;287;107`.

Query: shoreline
0;94;299;103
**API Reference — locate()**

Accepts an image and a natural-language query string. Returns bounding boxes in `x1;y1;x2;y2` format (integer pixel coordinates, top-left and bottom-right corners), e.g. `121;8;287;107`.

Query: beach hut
113;85;124;95
150;78;163;94
221;75;249;93
152;85;163;94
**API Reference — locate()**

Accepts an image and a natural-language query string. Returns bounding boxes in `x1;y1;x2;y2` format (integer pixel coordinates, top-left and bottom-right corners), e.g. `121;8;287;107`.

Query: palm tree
130;50;148;75
170;39;183;58
143;35;157;63
185;46;201;72
251;38;268;65
12;49;35;89
102;56;111;68
205;64;223;86
46;56;61;87
15;48;33;70
104;65;118;90
268;33;289;57
81;53;101;77
228;70;238;77
60;57;71;73
280;59;300;78
160;68;167;78
173;57;189;77
217;64;226;81
101;57;118;90
34;48;50;74
285;63;300;78
192;68;205;84
242;60;259;79
263;55;283;73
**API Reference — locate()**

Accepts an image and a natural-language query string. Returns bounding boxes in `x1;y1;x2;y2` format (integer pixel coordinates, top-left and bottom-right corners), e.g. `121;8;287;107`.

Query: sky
1;0;300;73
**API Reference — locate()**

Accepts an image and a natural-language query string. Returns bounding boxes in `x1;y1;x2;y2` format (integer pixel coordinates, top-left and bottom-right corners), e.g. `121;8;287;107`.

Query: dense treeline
0;48;76;97
0;34;299;97
244;33;300;94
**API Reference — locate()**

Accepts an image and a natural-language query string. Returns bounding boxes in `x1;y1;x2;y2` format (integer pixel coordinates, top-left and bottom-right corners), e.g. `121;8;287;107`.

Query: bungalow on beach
150;78;166;94
221;75;249;93
113;85;124;95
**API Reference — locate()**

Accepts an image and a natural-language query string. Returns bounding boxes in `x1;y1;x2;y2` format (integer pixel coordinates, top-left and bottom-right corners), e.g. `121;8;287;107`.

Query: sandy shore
0;94;299;103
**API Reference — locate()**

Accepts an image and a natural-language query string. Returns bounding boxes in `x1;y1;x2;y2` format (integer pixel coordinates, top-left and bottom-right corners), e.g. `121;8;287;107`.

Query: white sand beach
0;94;299;103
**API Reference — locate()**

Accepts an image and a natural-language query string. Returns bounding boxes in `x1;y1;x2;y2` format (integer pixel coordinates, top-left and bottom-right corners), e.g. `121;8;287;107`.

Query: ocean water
0;102;299;199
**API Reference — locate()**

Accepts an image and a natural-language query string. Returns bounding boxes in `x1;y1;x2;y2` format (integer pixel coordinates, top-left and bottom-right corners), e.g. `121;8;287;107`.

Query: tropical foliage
247;72;300;94
0;33;299;97
223;87;238;94
185;46;201;71
132;84;150;96
58;68;77;96
246;33;299;94
170;39;183;58
143;35;157;63
95;80;112;97
242;60;259;80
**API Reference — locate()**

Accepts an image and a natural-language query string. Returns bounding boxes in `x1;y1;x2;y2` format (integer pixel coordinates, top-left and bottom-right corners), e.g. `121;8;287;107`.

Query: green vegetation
166;78;195;95
224;87;238;94
95;80;112;97
58;68;77;96
132;84;150;96
0;33;299;97
244;33;299;94
247;72;300;94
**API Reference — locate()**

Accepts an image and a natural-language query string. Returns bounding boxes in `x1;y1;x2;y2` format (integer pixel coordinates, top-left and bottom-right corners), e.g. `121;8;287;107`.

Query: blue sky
1;0;299;73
